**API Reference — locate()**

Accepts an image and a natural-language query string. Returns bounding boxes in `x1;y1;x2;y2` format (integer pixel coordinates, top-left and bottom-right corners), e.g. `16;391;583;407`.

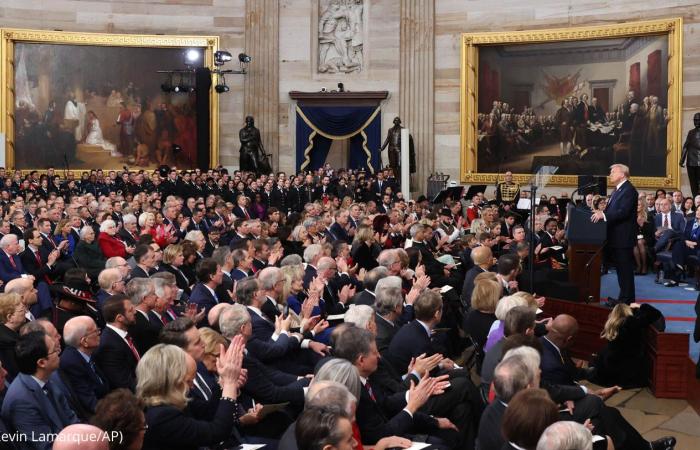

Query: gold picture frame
460;18;683;188
0;28;220;171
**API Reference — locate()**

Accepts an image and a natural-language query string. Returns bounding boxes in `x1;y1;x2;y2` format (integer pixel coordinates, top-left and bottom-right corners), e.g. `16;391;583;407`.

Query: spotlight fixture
184;49;200;64
214;50;233;66
215;84;230;93
238;53;252;63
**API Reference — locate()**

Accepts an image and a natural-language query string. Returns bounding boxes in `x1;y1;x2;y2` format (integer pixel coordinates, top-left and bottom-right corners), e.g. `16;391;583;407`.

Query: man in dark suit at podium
591;164;638;306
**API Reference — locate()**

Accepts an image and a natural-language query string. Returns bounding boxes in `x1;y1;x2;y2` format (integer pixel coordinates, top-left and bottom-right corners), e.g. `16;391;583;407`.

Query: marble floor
582;381;700;450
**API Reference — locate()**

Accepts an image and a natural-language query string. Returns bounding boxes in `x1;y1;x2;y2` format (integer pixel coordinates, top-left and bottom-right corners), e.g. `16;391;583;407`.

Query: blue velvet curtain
295;105;381;173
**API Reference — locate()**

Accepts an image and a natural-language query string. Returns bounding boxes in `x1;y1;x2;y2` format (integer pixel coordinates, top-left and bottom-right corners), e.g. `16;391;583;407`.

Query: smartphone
283;305;290;318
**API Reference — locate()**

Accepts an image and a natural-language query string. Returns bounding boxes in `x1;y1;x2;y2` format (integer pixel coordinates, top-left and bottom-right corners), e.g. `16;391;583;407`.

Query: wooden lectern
565;204;607;302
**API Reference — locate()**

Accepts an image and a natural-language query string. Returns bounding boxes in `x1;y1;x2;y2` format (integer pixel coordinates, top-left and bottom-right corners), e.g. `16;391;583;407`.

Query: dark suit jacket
0;325;19;382
1;373;79;450
241;354;307;407
215;272;234;304
94;326;138;391
386;320;439;374
188;283;219;323
654;211;685;232
540;337;587;387
128;265;151;281
58;346;109;415
302;265;317;289
231;268;249;281
118;228;139;248
20;247;55;282
476;398;507;450
232;205;251;219
142;398;237;450
604;180;639;248
352;289;376;306
130;310;161;355
260;297;281;322
375;314;398;353
247;309;299;363
460;266;487;308
312;185;336;201
159;264;192;295
0;252;23;284
328;222;350;243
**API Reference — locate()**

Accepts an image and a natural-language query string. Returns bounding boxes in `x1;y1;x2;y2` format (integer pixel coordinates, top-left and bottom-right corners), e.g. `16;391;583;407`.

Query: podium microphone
572;181;600;199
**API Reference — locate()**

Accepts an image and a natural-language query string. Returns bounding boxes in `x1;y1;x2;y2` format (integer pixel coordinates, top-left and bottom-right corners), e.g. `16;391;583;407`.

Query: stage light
238;53;252;63
214;50;233;66
215;84;229;93
185;49;200;64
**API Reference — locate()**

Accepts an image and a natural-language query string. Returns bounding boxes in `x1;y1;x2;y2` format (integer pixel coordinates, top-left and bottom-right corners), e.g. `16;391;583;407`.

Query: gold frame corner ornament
0;28;220;171
459;17;683;189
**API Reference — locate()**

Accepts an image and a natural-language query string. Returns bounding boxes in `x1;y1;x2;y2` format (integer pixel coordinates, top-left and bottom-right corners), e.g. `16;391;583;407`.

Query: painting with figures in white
318;0;365;74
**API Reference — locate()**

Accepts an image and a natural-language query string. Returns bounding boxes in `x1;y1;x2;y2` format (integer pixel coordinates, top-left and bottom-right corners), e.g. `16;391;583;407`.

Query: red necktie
160;315;167;325
365;381;377;402
244;209;250;219
125;335;141;361
8;255;16;270
34;251;51;284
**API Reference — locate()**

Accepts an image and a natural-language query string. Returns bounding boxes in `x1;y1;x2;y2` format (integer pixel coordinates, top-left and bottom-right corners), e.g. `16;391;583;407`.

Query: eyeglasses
82;328;101;339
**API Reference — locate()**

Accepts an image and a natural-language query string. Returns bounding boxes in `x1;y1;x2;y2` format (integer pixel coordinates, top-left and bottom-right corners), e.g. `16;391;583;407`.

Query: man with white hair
125;278;159;354
258;266;285;321
536;421;594;450
59;316;109;417
118;213;139;247
351;266;387;306
218;304;309;407
316;256;355;314
302;243;323;288
0;234;24;283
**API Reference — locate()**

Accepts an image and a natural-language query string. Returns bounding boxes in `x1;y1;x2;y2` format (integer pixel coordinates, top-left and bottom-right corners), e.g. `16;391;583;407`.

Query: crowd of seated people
0;164;678;450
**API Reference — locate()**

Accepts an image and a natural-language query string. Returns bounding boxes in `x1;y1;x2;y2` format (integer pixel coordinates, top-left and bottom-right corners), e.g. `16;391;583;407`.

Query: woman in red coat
98;219;134;258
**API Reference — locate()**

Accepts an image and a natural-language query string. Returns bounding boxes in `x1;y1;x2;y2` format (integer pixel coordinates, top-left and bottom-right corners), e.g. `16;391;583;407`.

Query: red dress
98;233;127;258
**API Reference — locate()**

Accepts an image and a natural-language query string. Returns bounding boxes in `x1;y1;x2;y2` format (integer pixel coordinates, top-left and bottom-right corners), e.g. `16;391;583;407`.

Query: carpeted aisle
600;272;699;362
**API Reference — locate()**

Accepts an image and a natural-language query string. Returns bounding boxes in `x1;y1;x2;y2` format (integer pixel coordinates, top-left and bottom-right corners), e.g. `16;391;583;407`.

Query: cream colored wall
435;0;700;196
0;0;246;167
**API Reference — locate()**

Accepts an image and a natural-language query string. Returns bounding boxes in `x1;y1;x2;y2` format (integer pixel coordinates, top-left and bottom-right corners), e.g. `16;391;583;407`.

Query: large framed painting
460;18;683;188
0;29;220;171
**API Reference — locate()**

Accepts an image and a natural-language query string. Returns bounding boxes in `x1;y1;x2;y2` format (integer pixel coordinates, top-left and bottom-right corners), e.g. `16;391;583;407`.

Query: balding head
5;278;33;296
208;303;231;328
471;245;493;267
63;316;97;349
547;314;579;349
53;424;109;450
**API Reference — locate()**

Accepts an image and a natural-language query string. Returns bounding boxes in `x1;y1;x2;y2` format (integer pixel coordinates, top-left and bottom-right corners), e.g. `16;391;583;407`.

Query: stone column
244;0;279;171
399;0;434;194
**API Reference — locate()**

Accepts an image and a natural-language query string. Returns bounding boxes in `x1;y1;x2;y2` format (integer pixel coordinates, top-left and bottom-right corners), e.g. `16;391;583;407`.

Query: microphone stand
528;183;537;292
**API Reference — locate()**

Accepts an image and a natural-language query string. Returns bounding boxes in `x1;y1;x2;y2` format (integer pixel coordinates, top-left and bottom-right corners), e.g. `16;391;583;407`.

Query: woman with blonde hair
464;274;501;351
591;302;662;388
633;197;653;275
351;225;380;271
138;337;245;450
0;293;26;379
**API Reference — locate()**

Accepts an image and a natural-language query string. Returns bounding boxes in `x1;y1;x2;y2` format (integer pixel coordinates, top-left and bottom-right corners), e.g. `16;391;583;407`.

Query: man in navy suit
654;198;687;286
591;164;639;305
59;316;109;417
386;290;457;375
230;248;252;281
188;259;224;324
94;295;140;391
0;234;25;284
2;331;79;450
327;210;351;243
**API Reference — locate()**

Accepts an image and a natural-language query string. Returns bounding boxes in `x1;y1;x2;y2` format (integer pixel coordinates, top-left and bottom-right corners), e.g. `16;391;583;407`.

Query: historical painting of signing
460;18;683;188
1;29;219;171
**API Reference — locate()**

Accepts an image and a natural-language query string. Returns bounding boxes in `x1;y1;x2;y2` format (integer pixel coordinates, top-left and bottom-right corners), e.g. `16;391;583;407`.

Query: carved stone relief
317;0;365;74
